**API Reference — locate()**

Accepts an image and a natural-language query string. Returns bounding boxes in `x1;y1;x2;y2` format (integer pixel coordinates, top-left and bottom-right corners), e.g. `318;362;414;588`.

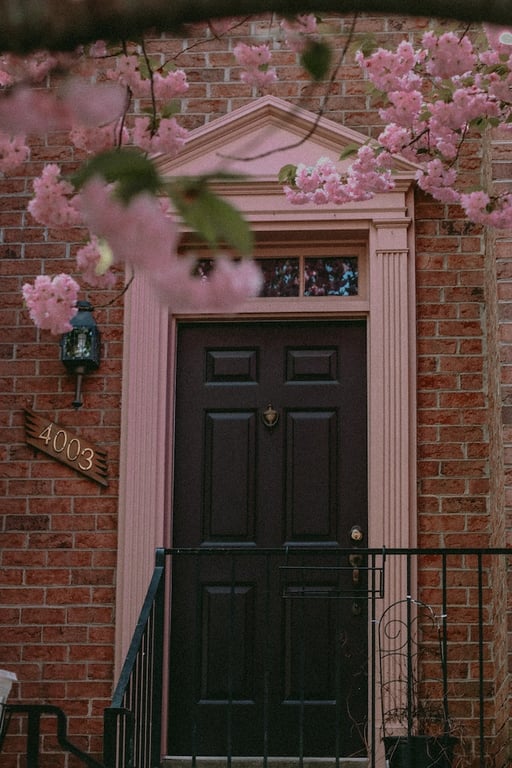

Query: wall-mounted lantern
60;301;101;409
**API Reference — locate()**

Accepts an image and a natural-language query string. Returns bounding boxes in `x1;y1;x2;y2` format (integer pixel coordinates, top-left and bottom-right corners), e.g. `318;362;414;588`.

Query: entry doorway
168;320;368;758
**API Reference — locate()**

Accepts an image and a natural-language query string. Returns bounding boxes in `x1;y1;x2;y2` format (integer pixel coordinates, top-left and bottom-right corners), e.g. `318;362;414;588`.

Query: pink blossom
76;237;118;289
89;40;109;57
460;191;512;228
416;160;459;203
60;79;128;127
107;56;147;97
132;116;188;157
429;124;459;160
22;274;80;334
422;31;476;79
0;133;30;173
286;148;393;207
70;121;129;154
79;178;176;272
378;123;410;155
28;164;82;227
234;43;272;68
379;90;422;128
482;70;512;104
295;161;324;193
0;80;126;138
151;255;263;312
284;187;310;205
355;41;421;93
234;43;277;89
0;64;13;87
347;146;394;194
0;88;71;134
459;190;492;222
0;51;61;85
152;70;189;100
311;188;330;205
240;68;277;89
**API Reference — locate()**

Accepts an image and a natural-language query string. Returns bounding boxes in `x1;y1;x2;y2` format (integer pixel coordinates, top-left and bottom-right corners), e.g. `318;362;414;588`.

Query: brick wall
0;13;510;767
1;112;123;763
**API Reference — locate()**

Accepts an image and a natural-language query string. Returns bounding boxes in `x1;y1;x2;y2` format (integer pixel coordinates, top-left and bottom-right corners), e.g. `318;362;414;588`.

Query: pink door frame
115;96;418;672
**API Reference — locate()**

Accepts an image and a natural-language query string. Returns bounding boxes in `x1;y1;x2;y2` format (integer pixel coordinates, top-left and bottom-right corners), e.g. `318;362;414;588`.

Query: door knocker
261;404;279;428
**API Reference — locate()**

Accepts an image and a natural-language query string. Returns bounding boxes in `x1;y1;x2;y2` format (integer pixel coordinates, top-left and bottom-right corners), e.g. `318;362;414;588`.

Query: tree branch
1;0;512;53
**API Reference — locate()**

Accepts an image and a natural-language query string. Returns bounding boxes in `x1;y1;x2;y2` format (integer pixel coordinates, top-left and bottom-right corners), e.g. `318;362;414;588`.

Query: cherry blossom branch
14;14;512;335
219;13;359;163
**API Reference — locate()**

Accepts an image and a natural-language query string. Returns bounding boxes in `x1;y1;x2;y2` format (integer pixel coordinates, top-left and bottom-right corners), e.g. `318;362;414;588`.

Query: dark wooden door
168;320;368;758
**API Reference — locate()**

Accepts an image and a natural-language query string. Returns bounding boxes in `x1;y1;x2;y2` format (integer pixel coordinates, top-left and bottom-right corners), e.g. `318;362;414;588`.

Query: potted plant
378;597;460;768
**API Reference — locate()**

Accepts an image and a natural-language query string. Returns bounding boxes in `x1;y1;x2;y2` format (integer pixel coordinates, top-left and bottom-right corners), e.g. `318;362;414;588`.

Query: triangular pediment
156;94;418;182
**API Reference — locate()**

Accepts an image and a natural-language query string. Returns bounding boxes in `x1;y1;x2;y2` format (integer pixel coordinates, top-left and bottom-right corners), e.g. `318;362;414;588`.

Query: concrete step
162;758;368;768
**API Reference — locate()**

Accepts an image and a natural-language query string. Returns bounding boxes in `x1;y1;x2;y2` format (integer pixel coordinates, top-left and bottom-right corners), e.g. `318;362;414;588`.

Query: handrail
164;545;512;555
2;704;104;768
103;547;166;768
110;548;166;707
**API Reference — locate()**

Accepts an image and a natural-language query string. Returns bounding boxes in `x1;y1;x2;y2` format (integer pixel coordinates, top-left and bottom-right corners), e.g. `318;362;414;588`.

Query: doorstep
162;758;369;768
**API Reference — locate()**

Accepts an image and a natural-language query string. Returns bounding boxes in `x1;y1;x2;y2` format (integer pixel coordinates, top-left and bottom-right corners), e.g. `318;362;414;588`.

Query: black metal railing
103;548;166;768
103;546;511;768
0;703;105;768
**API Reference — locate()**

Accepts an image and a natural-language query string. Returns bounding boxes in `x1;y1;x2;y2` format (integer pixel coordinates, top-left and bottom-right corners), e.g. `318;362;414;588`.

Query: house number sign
24;409;108;487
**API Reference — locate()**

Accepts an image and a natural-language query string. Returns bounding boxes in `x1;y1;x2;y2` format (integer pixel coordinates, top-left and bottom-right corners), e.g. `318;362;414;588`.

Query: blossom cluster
8;18;512;334
233;43;277;89
78;177;262;310
0;43;191;175
22;274;79;334
286;25;512;225
5;31;266;331
284;150;393;205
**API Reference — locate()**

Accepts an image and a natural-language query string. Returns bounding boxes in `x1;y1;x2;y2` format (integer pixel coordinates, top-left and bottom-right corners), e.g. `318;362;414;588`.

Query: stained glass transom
255;256;358;298
189;256;359;298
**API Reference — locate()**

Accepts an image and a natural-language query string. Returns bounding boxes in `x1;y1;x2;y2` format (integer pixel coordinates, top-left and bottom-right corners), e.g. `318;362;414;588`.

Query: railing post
27;707;41;768
150;548;166;768
103;708;116;768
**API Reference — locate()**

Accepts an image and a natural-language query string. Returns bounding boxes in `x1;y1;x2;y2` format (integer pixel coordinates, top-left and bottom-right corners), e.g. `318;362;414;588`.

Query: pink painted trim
116;96;418;675
115;273;170;671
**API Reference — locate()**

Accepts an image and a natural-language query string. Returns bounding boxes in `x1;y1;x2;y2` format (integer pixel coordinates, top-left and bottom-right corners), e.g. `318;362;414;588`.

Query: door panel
169;320;368;757
285;410;337;540
204;412;257;542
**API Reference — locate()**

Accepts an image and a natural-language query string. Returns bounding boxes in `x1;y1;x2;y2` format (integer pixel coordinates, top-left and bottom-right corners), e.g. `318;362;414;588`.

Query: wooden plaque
25;409;108;487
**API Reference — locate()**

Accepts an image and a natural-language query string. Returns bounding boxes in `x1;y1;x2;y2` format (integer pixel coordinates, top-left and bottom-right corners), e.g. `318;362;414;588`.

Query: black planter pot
384;735;457;768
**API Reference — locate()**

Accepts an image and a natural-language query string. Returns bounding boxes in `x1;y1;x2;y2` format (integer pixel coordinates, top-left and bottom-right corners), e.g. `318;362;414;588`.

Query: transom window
194;255;359;297
185;240;366;301
257;255;358;297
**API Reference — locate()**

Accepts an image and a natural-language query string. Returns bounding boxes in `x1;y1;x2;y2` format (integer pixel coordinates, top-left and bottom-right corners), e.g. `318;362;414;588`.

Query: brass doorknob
350;525;364;542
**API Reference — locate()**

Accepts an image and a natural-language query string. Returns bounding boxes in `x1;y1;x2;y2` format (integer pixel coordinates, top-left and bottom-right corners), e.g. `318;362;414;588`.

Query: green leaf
72;149;163;203
169;181;253;255
278;164;297;185
137;58;150;79
161;99;181;119
339;143;360;161
300;40;332;81
357;34;379;58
